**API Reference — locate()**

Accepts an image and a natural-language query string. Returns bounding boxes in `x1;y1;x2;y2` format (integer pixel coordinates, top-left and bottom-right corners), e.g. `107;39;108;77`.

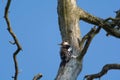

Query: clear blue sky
0;0;120;80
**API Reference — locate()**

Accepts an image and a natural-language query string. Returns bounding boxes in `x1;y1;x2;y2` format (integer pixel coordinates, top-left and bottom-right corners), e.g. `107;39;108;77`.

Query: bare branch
4;0;22;80
84;64;120;80
33;73;43;80
78;26;101;60
77;7;120;38
104;17;120;36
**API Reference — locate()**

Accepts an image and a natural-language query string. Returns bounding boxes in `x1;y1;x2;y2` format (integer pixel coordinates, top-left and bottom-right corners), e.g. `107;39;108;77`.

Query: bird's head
59;41;70;46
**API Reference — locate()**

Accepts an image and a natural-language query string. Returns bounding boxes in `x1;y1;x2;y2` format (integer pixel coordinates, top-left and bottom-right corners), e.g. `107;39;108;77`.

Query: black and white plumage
59;41;73;62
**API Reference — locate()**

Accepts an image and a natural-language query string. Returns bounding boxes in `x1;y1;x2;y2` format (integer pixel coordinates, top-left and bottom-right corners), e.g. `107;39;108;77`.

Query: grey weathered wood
56;0;82;80
56;0;101;80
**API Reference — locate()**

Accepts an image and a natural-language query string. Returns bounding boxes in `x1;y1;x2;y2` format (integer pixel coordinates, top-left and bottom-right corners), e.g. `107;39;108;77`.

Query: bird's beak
58;43;62;45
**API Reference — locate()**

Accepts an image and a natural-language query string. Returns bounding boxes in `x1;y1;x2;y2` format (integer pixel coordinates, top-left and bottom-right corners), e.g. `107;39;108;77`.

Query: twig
4;0;22;80
84;64;120;80
78;26;101;60
33;73;43;80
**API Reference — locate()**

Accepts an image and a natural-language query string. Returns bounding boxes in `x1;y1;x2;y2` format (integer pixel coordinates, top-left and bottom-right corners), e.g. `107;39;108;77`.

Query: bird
59;41;72;63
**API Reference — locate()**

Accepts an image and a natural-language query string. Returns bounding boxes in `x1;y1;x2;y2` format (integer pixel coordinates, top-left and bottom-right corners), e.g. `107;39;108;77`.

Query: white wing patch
68;47;72;52
68;47;77;58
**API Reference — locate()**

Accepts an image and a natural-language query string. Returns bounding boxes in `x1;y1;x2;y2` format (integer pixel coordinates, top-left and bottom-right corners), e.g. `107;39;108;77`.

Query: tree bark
56;0;82;80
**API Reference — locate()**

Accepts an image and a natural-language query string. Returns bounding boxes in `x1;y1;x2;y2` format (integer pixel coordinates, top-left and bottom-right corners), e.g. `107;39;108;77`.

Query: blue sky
0;0;120;80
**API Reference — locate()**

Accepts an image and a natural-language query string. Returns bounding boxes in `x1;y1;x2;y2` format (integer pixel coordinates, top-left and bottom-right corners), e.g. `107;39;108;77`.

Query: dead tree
55;0;120;80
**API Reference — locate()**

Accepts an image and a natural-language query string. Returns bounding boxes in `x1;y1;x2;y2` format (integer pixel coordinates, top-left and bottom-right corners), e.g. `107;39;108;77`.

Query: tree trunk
55;0;82;80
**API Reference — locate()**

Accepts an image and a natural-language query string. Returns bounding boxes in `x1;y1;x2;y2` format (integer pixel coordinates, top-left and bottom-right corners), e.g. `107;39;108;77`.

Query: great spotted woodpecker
59;41;76;63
